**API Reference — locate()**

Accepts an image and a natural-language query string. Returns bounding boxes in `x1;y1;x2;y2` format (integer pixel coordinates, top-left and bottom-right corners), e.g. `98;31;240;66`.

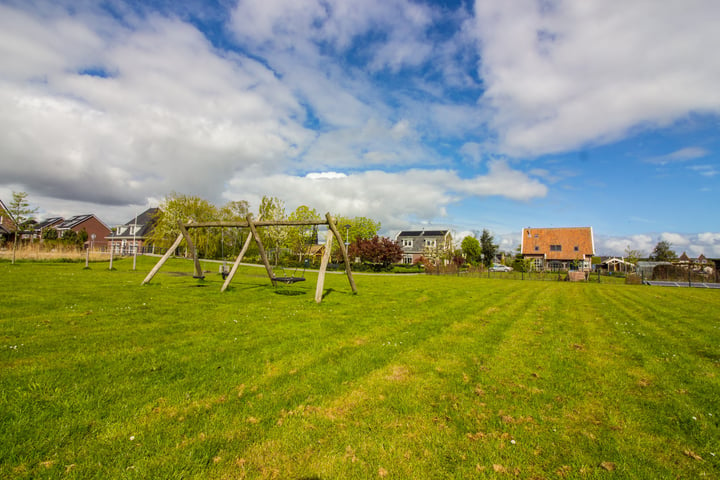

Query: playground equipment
141;212;357;303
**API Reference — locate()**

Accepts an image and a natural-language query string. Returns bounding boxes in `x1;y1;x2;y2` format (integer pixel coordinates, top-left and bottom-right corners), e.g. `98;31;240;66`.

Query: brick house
107;208;159;255
0;199;16;242
395;230;453;265
56;214;112;250
521;227;595;272
32;217;64;240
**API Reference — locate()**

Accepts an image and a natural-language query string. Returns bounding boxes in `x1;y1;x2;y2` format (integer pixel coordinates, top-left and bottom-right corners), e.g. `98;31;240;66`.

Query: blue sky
1;0;719;256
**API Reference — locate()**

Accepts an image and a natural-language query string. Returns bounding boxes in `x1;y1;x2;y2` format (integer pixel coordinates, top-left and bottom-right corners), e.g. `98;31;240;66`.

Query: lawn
1;257;719;479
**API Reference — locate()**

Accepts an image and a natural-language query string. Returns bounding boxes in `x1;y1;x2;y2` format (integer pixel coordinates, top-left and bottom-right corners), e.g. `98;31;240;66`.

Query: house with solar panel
32;217;64;240
106;208;159;255
56;214;112;250
395;229;453;265
521;227;595;272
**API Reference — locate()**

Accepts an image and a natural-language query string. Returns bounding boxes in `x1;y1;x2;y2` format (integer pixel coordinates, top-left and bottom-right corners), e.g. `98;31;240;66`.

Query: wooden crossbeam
183;220;330;228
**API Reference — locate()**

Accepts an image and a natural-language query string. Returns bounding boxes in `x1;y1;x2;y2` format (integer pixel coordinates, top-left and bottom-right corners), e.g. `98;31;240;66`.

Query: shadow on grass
322;288;335;300
274;288;307;296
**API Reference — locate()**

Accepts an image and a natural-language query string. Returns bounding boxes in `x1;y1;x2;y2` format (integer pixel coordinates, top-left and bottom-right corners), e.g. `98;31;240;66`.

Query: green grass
1;256;719;479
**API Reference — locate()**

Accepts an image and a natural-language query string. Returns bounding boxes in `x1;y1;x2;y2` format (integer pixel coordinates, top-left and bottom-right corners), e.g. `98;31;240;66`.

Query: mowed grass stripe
588;285;719;476
226;280;569;478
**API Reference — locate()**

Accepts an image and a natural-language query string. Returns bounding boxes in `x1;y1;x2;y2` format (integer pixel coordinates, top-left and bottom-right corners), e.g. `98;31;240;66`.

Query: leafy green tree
257;196;286;265
77;228;88;246
42;227;58;240
287;205;321;261
512;256;533;273
461;236;482;265
331;215;381;261
149;192;219;257
480;229;498;268
62;229;78;245
8;191;37;264
218;200;250;259
624;246;643;264
651;241;677;262
333;215;380;243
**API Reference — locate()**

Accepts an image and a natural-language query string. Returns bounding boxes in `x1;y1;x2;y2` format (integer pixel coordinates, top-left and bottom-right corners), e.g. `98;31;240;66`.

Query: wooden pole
221;230;253;292
141;232;184;285
246;214;275;284
178;220;203;279
325;212;357;294
315;232;334;303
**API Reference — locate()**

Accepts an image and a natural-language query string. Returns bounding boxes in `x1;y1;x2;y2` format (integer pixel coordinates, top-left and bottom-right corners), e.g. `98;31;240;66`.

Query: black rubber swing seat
272;276;306;285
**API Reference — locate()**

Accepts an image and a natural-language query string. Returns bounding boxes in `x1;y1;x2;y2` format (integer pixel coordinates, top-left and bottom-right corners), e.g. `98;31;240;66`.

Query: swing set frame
141;212;357;303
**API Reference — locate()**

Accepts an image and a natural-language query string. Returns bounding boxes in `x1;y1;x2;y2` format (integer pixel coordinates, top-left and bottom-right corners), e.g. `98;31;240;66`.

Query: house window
548;260;563;271
402;239;413;247
402;255;413;264
574;246;579;252
424;239;436;248
550;244;562;252
533;258;543;270
534;246;539;251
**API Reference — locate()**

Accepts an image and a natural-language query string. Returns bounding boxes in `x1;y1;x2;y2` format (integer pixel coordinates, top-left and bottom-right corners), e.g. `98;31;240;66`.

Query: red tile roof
521;227;594;260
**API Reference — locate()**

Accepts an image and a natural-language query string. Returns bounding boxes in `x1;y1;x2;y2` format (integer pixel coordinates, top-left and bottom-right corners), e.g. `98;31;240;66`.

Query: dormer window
550;245;562;252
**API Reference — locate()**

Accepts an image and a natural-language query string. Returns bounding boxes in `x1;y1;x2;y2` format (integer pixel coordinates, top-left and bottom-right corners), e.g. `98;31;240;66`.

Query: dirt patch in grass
386;365;411;382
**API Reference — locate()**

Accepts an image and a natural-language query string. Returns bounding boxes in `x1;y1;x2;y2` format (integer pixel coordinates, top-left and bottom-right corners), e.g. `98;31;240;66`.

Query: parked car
490;263;512;272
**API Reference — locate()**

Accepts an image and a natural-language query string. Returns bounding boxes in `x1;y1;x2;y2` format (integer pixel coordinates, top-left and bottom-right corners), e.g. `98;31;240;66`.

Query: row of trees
459;229;499;268
149;193;384;265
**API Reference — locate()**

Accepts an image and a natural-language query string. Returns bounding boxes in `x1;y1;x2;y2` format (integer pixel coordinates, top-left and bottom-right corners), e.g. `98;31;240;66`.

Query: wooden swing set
141;212;357;303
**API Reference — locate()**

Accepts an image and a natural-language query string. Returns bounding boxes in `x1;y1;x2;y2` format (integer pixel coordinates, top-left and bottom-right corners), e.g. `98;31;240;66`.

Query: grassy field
1;257;719;479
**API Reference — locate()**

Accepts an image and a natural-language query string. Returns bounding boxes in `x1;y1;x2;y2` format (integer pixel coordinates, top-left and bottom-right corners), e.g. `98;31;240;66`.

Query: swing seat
272;276;306;285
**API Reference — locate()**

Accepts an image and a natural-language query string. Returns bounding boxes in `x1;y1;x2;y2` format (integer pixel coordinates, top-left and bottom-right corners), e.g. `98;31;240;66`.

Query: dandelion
129;436;135;441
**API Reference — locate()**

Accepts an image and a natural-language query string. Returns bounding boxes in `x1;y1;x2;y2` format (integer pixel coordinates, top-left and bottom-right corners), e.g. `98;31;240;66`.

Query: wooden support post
246;214;275;284
178;220;203;279
325;212;358;294
141;232;184;285
315;232;334;303
221;231;253;292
